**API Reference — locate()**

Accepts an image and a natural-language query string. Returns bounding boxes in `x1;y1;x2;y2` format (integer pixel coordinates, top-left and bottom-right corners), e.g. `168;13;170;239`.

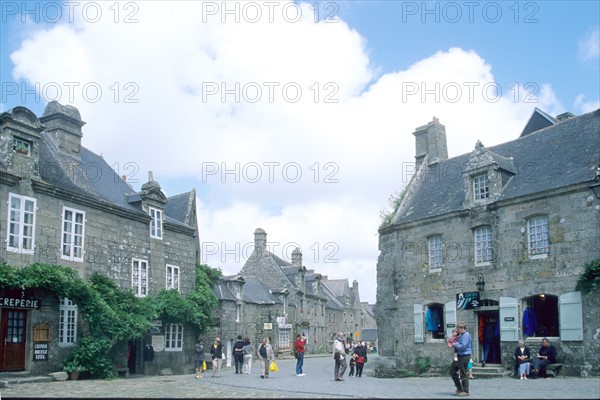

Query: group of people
515;337;557;379
447;321;559;397
194;336;275;379
331;331;368;381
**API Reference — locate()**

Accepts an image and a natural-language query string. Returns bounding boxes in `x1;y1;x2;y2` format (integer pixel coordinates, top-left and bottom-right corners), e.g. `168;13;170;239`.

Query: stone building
203;228;364;358
0;102;200;375
375;108;600;377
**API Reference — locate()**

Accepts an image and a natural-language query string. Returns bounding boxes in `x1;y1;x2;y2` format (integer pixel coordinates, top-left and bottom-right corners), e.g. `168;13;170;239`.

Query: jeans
334;357;347;380
483;340;497;363
450;355;470;393
295;352;304;375
234;353;244;373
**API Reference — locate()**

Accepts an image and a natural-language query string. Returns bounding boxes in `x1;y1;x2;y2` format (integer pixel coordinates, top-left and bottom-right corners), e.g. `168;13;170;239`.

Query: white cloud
578;28;600;61
8;1;557;303
574;94;600;114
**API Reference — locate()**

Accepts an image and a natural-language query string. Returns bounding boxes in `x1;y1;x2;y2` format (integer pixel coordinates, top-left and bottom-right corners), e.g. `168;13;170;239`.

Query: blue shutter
414;304;423;343
444;300;456;339
499;297;519;342
559;291;583;341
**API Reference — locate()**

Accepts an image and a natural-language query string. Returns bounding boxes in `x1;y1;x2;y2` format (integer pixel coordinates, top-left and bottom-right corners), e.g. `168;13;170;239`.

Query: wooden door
1;309;27;371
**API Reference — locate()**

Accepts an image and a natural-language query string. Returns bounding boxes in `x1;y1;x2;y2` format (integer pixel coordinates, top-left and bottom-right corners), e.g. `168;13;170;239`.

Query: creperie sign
0;296;40;309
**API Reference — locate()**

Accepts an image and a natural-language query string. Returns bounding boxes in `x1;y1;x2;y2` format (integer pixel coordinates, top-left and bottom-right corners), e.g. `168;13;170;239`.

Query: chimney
352;280;358;292
39;101;85;157
291;247;302;267
413;116;448;169
254;228;267;252
556;112;575;121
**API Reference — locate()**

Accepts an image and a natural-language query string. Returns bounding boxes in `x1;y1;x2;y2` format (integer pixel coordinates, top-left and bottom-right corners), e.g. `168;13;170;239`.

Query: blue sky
1;1;598;303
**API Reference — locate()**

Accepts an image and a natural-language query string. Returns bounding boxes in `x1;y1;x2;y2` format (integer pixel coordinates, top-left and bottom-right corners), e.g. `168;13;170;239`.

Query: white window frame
474;225;493;265
59;298;78;347
428;235;443;269
6;193;36;254
149;207;163;239
166;265;180;291
164;324;183;351
132;259;148;297
236;304;241;323
13;136;32;156
61;206;86;262
473;174;490;200
527;216;549;258
278;328;291;350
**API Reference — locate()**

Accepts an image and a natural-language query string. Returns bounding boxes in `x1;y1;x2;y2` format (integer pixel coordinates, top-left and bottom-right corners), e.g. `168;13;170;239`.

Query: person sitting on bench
532;337;557;378
514;340;532;379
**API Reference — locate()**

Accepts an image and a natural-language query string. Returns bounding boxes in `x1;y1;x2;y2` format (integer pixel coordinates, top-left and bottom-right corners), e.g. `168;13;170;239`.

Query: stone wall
376;188;600;377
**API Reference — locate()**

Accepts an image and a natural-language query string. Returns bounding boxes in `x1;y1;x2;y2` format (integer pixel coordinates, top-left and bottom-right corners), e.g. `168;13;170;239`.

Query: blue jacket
454;332;472;356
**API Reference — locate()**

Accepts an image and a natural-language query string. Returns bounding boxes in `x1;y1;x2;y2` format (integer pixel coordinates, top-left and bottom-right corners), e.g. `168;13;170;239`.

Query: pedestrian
258;338;274;379
295;333;307;376
449;321;472;397
348;353;357;377
242;337;253;374
354;341;367;377
332;331;347;381
233;335;246;374
210;337;223;378
194;339;205;379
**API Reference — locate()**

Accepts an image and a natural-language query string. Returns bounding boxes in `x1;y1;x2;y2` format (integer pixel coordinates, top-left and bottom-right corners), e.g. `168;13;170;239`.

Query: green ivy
0;262;220;378
576;259;600;294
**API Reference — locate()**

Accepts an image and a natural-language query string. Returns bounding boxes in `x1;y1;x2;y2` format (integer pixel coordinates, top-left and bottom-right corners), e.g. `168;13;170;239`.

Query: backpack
259;344;267;358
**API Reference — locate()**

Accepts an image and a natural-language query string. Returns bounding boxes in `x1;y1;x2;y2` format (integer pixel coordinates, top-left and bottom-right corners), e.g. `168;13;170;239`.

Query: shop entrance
0;309;27;371
478;310;501;365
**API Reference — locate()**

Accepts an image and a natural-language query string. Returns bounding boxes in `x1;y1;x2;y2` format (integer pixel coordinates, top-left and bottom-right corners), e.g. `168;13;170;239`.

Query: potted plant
63;359;86;380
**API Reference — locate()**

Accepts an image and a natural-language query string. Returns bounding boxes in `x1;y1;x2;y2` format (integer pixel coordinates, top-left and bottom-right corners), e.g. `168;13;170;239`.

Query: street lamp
590;165;600;199
476;273;486;292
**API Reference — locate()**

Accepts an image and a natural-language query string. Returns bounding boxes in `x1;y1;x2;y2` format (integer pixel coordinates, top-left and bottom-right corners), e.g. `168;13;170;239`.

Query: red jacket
295;337;306;353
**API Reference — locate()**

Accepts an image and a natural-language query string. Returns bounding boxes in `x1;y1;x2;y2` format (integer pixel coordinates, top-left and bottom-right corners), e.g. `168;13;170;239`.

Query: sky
1;0;599;304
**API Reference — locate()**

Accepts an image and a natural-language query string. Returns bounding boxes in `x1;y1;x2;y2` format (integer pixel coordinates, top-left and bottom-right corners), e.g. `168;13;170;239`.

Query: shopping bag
202;360;207;371
269;361;278;372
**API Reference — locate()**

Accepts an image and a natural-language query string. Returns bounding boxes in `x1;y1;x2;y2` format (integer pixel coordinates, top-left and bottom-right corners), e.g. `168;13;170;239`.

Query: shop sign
33;342;49;361
456;291;480;310
0;296;41;309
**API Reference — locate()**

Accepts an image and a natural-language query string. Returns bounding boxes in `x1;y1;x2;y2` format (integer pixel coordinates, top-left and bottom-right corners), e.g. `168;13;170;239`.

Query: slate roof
520;107;557;137
21;107;196;228
392;109;600;226
242;277;281;305
360;328;378;341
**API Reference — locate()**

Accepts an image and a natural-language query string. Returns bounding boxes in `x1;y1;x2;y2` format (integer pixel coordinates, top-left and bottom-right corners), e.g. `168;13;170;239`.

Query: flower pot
69;371;80;380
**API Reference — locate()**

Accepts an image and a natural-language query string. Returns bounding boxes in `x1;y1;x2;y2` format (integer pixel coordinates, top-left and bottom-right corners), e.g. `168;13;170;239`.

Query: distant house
0;102;199;375
375;108;600;377
204;228;365;358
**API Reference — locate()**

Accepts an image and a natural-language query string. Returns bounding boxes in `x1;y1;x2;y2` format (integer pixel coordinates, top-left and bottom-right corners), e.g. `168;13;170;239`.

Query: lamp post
590;165;600;199
476;273;486;292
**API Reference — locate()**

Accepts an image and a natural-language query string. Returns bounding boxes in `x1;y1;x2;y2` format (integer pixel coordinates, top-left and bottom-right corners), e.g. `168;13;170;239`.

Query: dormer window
473;174;489;200
13;137;32;156
149;207;163;239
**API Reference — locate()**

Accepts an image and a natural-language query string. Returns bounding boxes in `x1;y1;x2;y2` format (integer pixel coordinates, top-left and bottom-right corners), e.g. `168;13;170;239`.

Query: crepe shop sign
0;296;41;309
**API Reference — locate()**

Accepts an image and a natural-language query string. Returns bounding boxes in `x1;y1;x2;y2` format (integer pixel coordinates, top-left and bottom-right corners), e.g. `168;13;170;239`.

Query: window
428;235;443;268
6;193;36;253
278;328;291;350
149;207;163;239
523;294;558;337
132;259;148;297
473;174;490;200
425;303;445;340
527;216;549;257
474;226;493;264
13;137;31;156
166;265;180;290
61;207;85;262
236;304;241;323
59;298;78;346
164;324;183;351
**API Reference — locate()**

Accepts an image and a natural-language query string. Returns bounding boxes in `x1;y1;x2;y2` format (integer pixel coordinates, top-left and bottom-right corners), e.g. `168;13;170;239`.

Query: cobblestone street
2;355;599;399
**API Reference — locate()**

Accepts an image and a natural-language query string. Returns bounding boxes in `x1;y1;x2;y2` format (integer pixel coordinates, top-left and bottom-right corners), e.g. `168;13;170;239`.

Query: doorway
479;310;501;365
0;309;27;371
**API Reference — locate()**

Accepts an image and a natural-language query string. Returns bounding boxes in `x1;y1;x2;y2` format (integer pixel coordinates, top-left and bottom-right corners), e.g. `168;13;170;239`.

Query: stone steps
0;375;53;388
471;363;509;379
